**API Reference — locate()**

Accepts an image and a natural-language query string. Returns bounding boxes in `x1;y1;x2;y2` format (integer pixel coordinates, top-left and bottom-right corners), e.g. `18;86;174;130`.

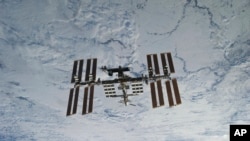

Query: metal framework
66;52;181;116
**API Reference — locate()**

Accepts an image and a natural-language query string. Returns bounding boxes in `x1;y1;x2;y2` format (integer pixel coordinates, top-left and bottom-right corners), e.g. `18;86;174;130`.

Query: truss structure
66;52;181;116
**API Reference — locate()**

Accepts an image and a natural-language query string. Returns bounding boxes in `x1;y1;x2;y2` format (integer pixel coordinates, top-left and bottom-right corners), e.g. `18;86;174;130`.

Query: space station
66;52;181;116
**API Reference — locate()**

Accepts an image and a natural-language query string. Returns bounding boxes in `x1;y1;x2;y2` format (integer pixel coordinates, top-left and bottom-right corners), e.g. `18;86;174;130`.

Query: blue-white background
0;0;249;140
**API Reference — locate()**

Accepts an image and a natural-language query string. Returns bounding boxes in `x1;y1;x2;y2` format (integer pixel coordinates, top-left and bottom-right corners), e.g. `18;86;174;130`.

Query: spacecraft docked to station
66;52;181;116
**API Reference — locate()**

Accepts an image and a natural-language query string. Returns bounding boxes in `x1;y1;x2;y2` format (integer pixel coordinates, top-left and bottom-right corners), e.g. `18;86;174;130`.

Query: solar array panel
167;52;175;73
82;85;95;115
153;54;160;75
147;52;181;108
67;58;97;116
147;55;153;77
66;88;74;116
82;87;88;115
172;78;181;105
165;80;174;107
66;87;79;116
71;60;84;83
150;82;157;108
85;59;91;81
157;80;164;106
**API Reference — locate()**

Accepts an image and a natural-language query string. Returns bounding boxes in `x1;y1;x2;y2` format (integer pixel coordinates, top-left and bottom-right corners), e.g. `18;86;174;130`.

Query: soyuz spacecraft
66;52;181;116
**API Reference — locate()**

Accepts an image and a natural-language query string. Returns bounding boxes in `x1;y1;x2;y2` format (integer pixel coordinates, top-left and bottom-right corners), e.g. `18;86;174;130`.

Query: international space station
66;52;181;116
